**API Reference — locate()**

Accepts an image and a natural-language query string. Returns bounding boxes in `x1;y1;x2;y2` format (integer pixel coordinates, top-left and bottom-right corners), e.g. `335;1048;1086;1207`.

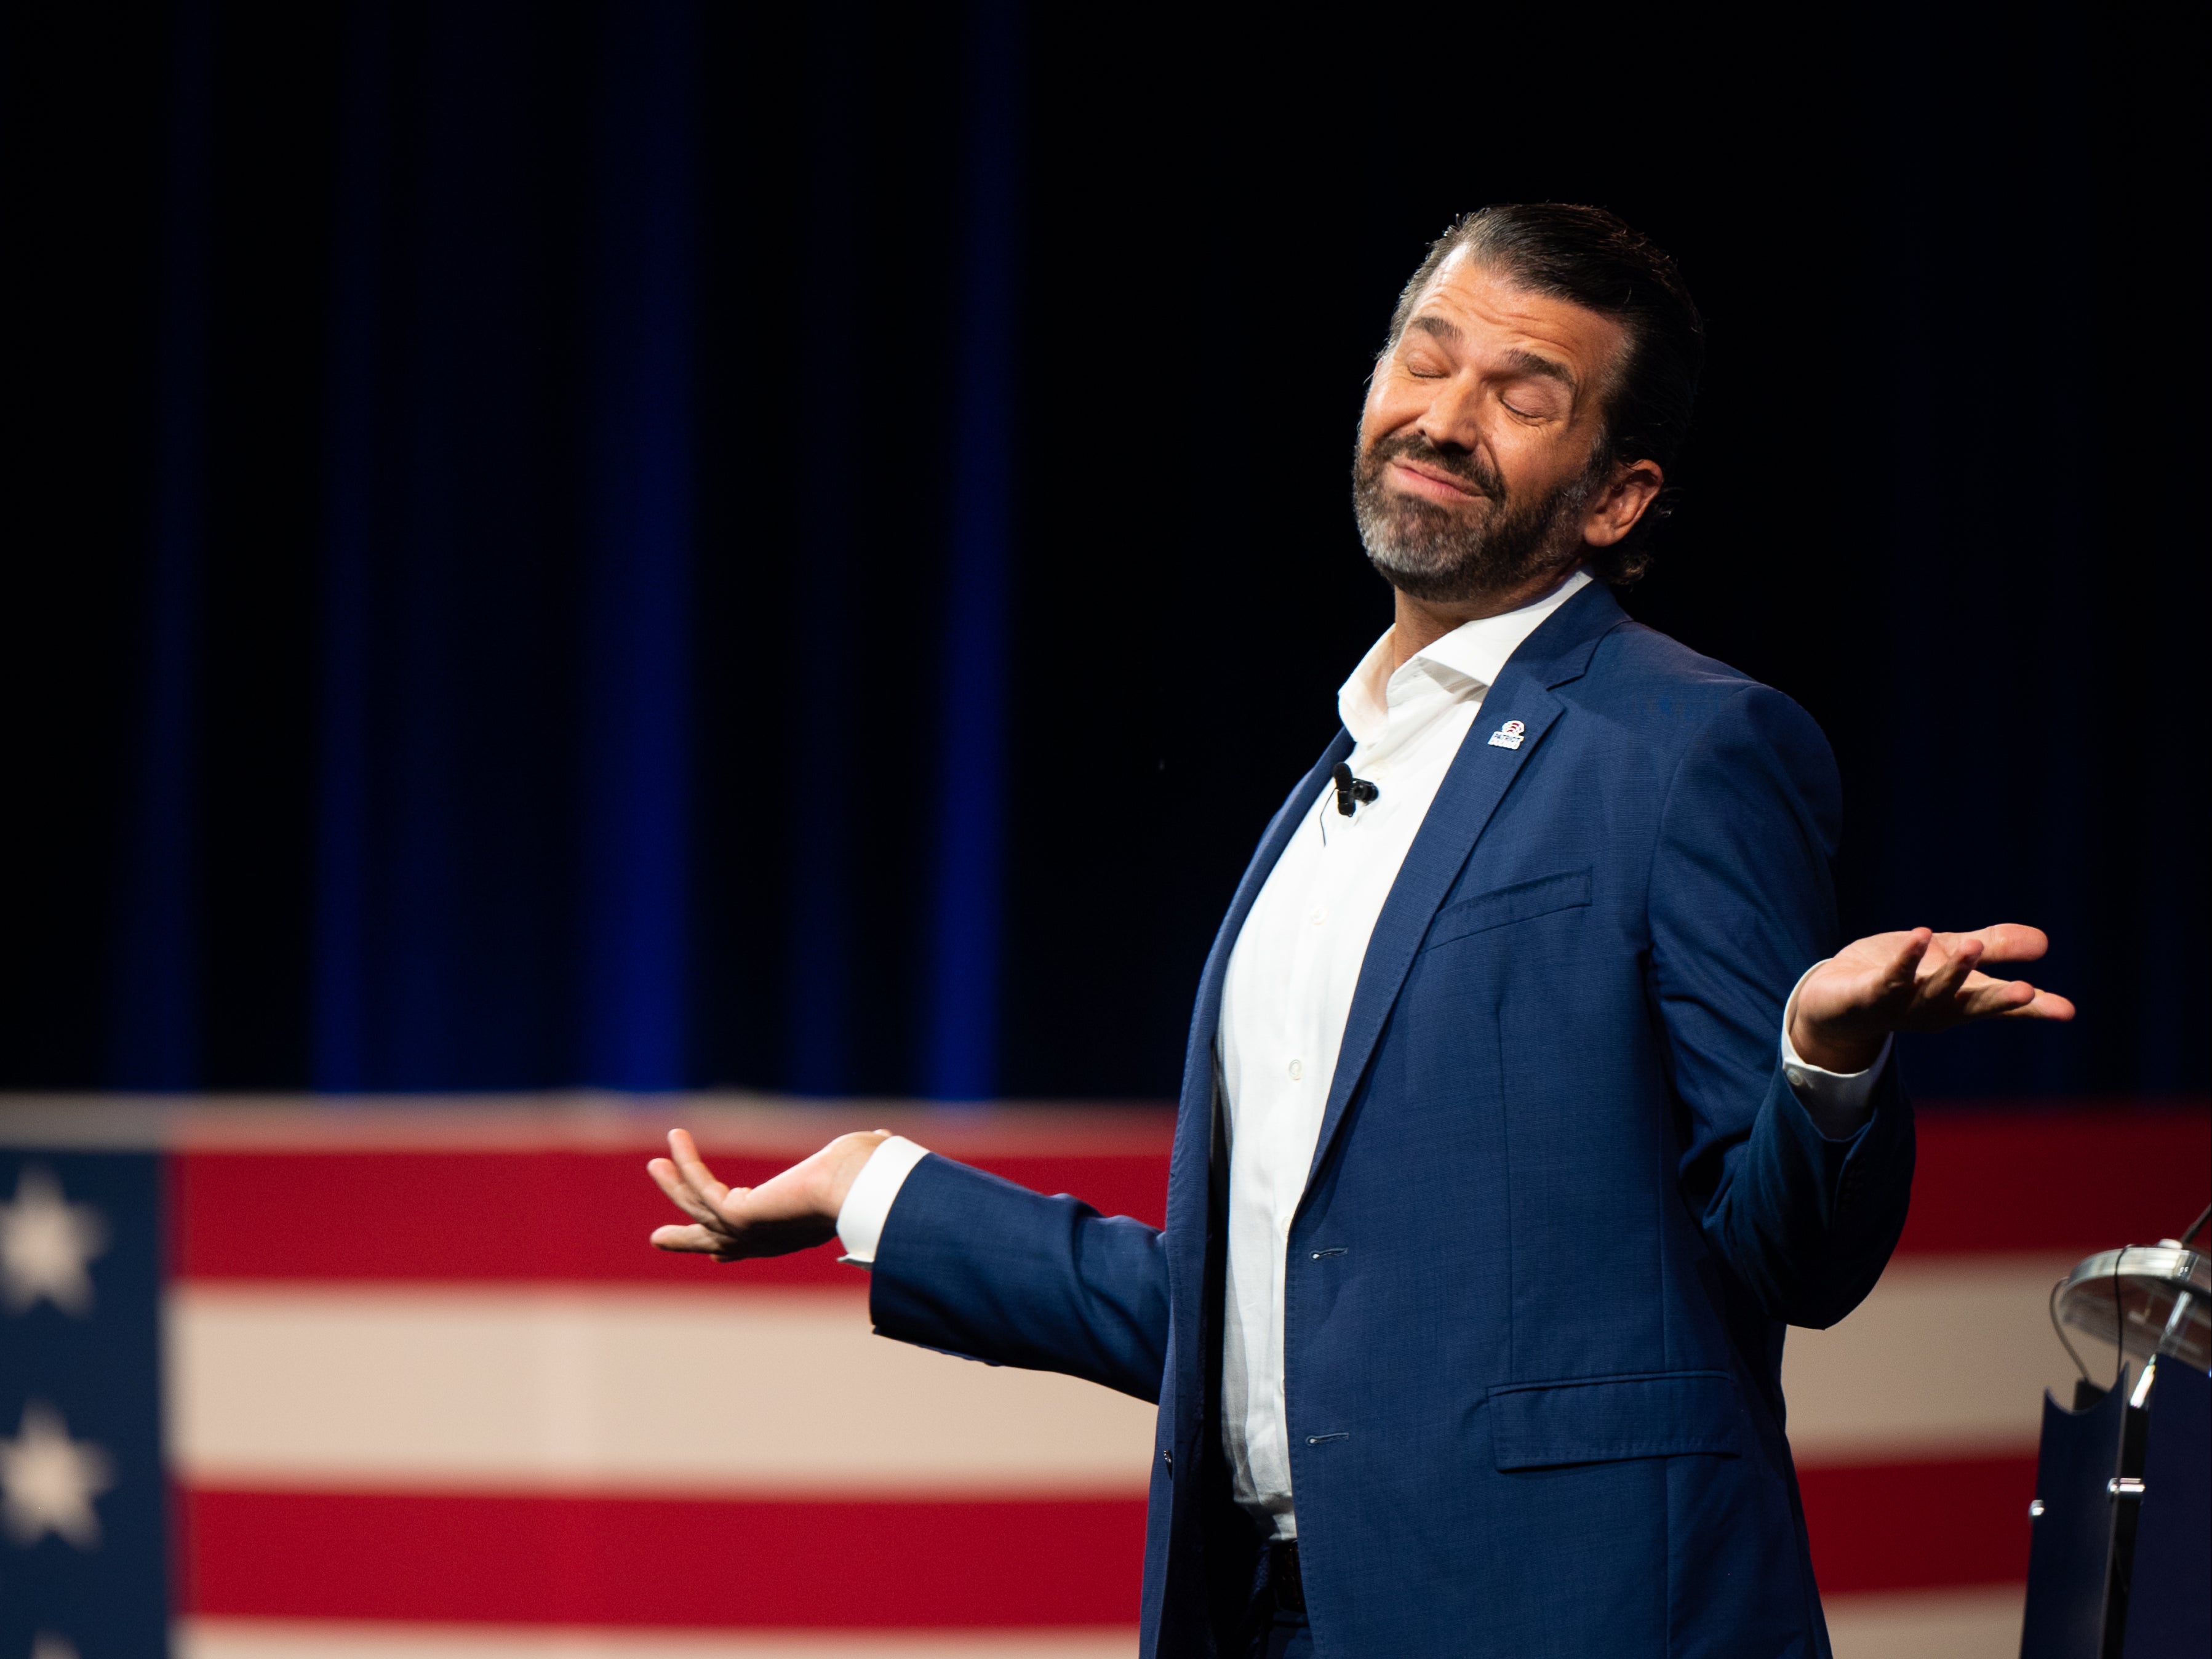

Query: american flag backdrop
0;1098;2204;1659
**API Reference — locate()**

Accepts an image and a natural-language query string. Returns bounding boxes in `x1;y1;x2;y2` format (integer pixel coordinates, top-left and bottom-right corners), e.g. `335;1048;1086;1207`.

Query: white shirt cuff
1780;962;1891;1140
834;1135;931;1266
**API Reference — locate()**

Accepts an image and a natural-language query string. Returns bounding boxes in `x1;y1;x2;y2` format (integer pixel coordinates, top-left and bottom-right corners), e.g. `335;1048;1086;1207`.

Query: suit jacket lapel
1301;583;1627;1195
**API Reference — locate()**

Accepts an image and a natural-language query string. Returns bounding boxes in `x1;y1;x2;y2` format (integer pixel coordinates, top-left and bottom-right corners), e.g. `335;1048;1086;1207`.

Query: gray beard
1353;434;1600;604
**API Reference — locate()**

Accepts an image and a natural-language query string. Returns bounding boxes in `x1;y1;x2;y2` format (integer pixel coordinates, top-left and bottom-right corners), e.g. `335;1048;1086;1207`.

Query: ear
1581;458;1664;548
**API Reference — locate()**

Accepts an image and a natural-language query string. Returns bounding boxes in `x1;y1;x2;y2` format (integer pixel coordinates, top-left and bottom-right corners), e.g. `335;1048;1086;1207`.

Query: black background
2;3;2205;1100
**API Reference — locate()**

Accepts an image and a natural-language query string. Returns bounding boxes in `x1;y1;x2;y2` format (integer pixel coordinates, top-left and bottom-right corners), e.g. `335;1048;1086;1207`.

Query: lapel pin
1487;719;1525;751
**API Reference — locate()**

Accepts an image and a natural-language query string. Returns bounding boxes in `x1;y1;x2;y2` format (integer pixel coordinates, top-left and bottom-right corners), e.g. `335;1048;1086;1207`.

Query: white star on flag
1;1401;114;1549
32;1635;82;1659
0;1164;108;1316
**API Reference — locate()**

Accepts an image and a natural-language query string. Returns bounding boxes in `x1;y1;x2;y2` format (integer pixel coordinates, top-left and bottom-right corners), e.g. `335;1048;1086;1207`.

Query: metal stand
2122;1359;2210;1659
2024;1236;2211;1658
2021;1371;2141;1659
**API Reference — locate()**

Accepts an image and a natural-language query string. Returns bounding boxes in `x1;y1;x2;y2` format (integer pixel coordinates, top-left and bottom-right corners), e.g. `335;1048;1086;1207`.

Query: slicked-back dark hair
1384;203;1704;583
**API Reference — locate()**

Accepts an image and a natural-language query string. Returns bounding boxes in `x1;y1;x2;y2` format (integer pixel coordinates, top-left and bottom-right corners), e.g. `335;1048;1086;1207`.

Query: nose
1412;374;1485;454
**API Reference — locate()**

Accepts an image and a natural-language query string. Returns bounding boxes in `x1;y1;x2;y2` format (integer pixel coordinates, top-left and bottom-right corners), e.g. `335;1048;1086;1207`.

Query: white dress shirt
837;569;1885;1541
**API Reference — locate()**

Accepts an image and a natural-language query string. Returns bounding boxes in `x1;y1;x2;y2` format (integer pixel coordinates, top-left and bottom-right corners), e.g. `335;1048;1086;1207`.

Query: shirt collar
1338;566;1594;744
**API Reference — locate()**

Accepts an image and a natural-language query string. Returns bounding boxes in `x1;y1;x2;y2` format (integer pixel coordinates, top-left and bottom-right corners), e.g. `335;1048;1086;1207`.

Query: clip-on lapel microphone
1330;761;1380;816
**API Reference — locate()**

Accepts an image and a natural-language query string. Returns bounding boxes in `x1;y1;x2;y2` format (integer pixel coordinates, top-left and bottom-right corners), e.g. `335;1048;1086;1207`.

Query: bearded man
647;203;2072;1657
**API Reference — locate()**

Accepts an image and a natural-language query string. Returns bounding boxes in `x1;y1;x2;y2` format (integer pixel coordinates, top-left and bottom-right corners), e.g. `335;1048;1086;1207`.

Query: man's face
1354;249;1632;603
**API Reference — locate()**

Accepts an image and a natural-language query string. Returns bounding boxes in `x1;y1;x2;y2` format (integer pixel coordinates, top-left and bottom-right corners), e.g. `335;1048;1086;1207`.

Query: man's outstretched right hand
647;1127;888;1262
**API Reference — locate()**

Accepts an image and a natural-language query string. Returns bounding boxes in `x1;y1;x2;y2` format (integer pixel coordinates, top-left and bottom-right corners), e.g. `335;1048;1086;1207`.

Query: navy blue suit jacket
869;583;1914;1657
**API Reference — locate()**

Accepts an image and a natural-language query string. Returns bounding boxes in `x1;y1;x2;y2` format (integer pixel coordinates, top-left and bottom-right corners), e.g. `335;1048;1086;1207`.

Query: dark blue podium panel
0;1151;172;1659
2022;1373;2130;1659
2123;1361;2210;1659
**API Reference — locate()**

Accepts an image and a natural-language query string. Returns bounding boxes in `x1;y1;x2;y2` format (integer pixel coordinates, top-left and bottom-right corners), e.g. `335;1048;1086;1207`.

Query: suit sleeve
1648;684;1914;1329
864;1153;1171;1402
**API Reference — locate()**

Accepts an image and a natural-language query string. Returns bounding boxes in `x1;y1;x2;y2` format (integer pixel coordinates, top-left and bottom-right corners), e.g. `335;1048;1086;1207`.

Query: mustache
1364;431;1506;502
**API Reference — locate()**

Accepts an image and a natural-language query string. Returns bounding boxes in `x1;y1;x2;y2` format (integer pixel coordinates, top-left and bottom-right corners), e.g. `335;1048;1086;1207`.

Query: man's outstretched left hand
1790;924;2075;1074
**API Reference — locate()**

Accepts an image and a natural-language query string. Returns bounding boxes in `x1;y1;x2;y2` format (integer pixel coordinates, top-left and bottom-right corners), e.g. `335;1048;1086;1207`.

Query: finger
669;1129;732;1207
1954;972;2076;1023
1960;923;2050;965
1918;935;1984;1004
1994;986;2076;1022
650;1222;724;1254
647;1157;725;1227
1876;929;1933;998
1952;970;2038;1019
652;1133;721;1213
661;1131;742;1221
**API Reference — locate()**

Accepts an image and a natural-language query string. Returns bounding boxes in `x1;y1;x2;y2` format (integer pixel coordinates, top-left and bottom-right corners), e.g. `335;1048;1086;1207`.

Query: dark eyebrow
1496;348;1578;396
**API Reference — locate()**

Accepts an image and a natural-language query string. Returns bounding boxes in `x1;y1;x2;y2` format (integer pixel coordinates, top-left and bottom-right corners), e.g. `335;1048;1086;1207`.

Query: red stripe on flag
182;1460;2040;1624
1898;1107;2209;1256
180;1489;1148;1627
174;1108;2208;1282
177;1149;1171;1285
1799;1453;2036;1593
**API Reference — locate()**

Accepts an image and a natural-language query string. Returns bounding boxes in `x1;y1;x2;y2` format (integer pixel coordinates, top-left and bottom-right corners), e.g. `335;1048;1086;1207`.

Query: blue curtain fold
578;0;700;1090
106;0;214;1090
922;0;1021;1102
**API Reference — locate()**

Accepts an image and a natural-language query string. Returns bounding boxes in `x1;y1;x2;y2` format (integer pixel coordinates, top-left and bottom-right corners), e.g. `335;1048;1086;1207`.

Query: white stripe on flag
175;1257;2090;1492
170;1286;1157;1492
1779;1255;2085;1461
1823;1588;2024;1658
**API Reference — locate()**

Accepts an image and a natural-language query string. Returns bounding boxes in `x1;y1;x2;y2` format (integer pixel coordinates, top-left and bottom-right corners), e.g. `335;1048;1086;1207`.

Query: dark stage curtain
1;2;2203;1101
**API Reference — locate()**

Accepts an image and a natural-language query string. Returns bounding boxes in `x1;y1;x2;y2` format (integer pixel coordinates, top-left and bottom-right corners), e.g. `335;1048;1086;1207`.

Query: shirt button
1309;906;1327;925
1288;1058;1304;1082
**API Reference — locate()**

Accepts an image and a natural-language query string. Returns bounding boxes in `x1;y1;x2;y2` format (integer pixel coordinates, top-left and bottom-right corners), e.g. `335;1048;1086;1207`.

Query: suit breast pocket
1422;866;1592;951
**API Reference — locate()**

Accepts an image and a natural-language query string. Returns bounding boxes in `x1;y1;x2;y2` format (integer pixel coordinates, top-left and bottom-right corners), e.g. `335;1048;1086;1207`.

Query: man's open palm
1791;923;2075;1073
647;1127;887;1262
